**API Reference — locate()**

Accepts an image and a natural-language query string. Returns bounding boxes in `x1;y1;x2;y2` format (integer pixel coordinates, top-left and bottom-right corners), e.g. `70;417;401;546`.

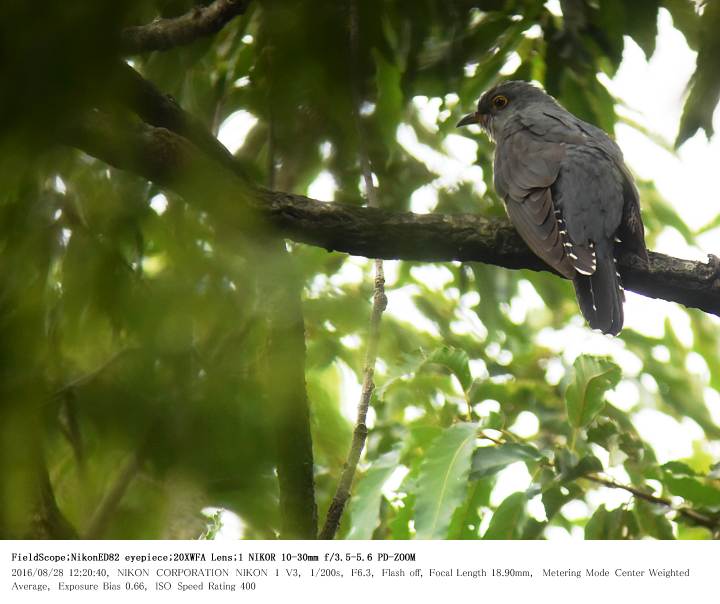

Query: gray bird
457;80;648;335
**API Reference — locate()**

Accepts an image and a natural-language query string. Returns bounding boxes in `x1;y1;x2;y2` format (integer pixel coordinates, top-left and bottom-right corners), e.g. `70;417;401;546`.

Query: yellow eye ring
492;94;509;109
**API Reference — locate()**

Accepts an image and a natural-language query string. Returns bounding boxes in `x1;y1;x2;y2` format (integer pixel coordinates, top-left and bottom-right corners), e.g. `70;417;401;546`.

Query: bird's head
457;80;555;139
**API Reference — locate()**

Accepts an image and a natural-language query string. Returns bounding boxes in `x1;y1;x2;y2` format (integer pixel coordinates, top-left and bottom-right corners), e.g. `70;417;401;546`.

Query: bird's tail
572;241;624;335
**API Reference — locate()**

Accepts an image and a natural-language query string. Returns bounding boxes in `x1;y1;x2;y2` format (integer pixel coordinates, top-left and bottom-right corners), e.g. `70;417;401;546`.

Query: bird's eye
492;95;509;109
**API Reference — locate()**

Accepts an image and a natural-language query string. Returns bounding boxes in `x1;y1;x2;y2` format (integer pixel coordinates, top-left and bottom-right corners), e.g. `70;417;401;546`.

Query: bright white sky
213;5;719;539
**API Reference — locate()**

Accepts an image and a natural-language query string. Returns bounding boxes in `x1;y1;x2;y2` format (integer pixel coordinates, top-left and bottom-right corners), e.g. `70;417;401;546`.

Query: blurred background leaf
1;0;718;540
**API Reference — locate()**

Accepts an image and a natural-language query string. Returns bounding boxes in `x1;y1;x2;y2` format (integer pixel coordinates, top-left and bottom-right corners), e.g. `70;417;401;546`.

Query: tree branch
121;0;250;54
320;263;386;539
586;473;720;535
260;191;720;316
64;114;720;318
320;1;388;539
103;65;720;318
112;62;244;177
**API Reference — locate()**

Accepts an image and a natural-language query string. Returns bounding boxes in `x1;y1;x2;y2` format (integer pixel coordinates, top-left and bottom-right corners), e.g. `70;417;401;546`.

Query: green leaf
568;455;604;481
662;461;697;476
346;448;401;540
557;453;604;483
585;505;625;539
662;0;701;49
662;476;720;507
470;443;543;480
389;493;414;540
542;483;584;520
624;0;660;58
373;50;403;147
414;422;478;539
447;478;492;539
483;492;527;539
644;185;697;245
696;213;720;235
709;462;720;480
565;355;621;428
522;518;546;540
633;500;675;540
423;346;472;392
676;1;720;146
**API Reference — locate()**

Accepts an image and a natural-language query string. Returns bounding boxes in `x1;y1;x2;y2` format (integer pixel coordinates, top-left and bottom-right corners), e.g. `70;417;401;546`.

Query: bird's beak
456;112;478;127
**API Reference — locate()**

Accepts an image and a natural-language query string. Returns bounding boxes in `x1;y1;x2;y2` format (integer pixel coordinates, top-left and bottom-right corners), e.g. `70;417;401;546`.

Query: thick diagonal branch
261;191;720;316
122;0;250;54
65;115;720;317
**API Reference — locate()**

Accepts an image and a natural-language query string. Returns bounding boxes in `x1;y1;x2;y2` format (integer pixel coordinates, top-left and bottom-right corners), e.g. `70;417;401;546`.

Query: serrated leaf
483;492;527;539
346;448;401;540
414;422;478;539
470;443;543;480
565;355;621;428
423;346;472;392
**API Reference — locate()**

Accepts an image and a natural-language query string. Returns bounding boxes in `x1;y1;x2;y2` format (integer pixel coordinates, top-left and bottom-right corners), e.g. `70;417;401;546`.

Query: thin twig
319;0;388;540
585;473;720;534
121;0;251;54
320;262;386;539
478;431;504;445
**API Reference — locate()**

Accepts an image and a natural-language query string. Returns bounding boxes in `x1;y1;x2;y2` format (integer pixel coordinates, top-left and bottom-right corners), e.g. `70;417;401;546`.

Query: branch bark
121;0;250;54
320;262;386;539
586;473;720;535
64;114;720;318
259;191;720;316
103;65;720;317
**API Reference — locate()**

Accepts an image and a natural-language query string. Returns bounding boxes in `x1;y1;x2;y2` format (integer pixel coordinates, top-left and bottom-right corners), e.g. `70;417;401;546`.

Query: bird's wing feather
495;123;591;278
520;106;647;261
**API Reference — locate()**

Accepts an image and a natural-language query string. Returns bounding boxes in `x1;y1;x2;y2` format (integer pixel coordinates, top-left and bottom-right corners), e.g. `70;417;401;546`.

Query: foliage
0;0;719;540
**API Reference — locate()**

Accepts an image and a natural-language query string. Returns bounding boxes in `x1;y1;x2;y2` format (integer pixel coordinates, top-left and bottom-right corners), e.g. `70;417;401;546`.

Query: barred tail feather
572;243;624;335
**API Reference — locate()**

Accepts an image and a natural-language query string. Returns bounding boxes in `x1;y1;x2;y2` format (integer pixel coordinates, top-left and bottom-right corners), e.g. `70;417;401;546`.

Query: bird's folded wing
495;128;591;279
504;189;576;278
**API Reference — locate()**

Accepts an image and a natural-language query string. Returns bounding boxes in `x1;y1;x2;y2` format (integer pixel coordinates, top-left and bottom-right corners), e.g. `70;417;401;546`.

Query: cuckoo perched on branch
458;80;648;335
